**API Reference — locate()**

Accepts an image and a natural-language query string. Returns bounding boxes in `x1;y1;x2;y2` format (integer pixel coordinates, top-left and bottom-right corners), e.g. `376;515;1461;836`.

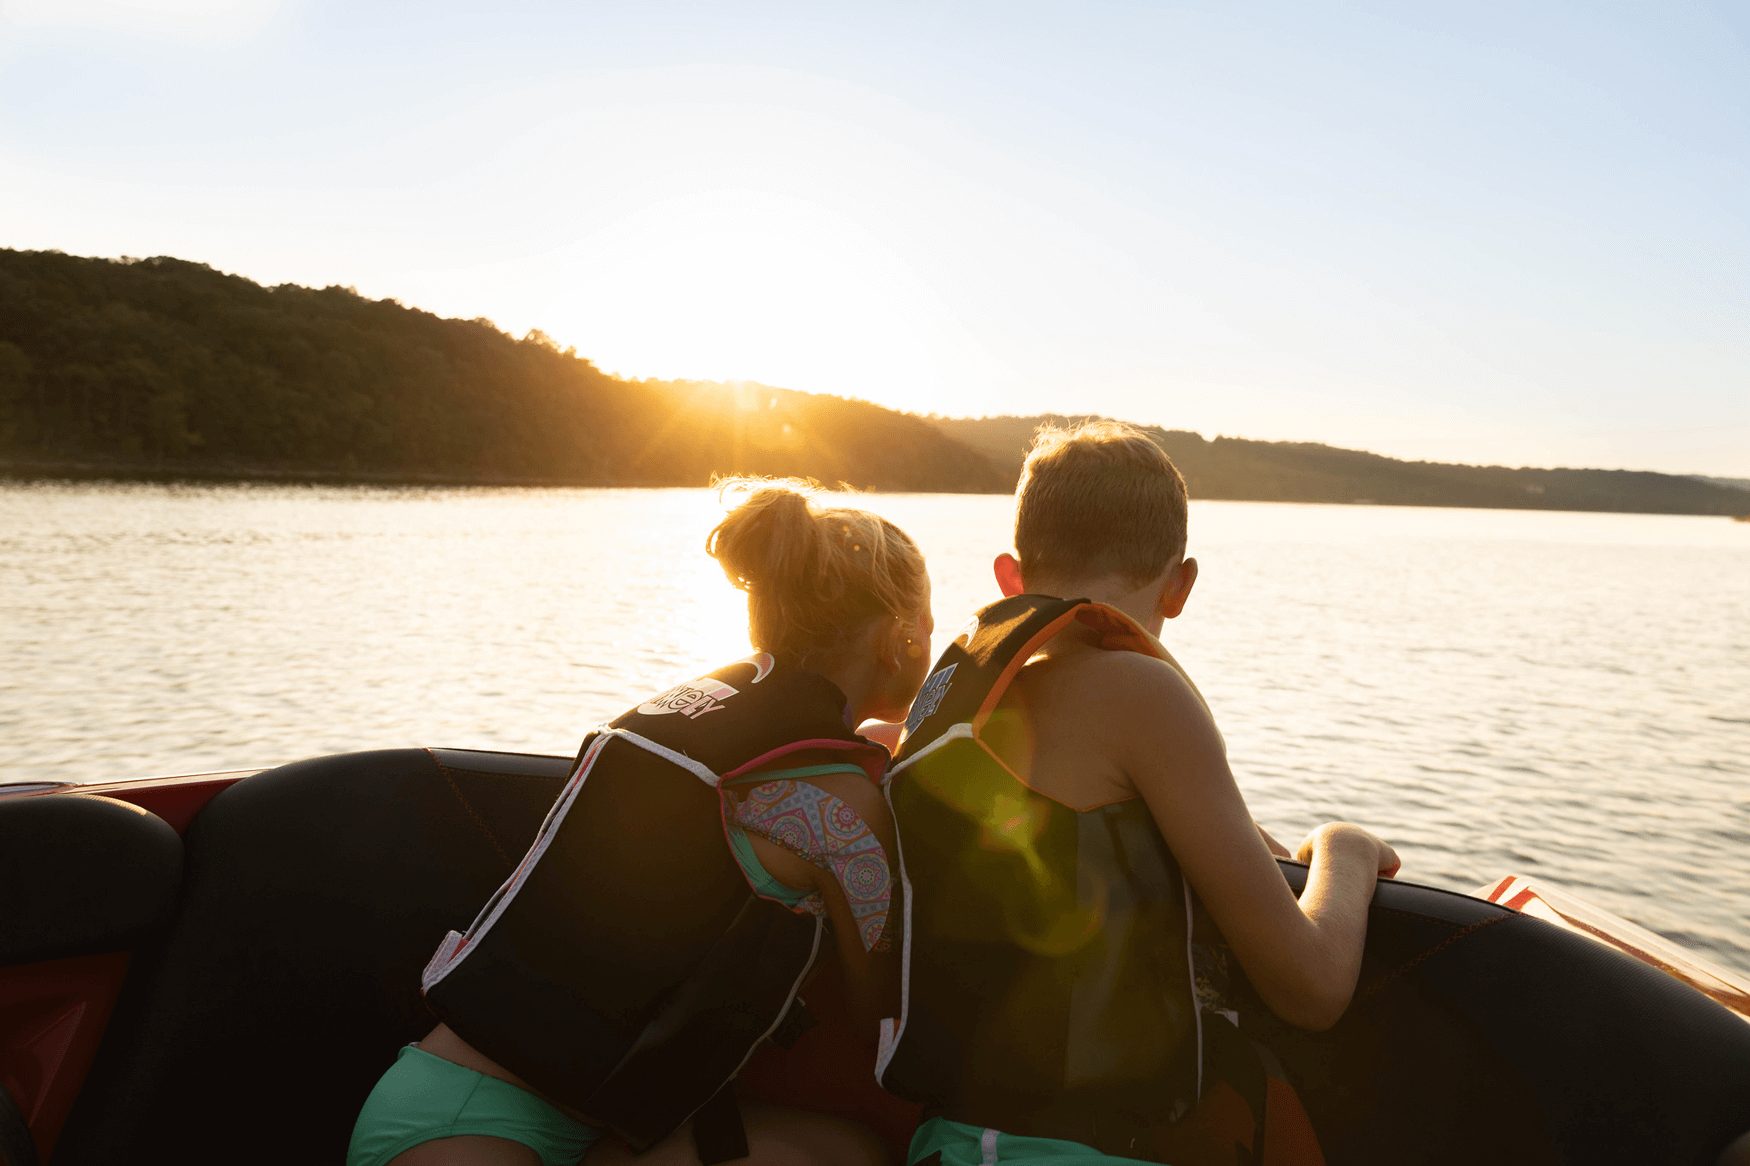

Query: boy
879;421;1396;1165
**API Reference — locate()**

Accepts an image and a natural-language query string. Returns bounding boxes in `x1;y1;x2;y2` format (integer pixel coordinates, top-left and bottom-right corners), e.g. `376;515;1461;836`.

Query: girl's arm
734;771;899;1032
857;719;905;753
1109;655;1396;1031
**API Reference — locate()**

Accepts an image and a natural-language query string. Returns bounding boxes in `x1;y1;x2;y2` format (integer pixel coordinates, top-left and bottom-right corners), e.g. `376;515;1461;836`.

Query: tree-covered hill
3;248;1743;515
935;415;1750;516
0;249;1007;492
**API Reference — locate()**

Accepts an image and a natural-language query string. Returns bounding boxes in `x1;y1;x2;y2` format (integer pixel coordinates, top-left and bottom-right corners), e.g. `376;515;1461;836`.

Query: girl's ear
875;616;907;671
994;552;1026;597
890;626;909;672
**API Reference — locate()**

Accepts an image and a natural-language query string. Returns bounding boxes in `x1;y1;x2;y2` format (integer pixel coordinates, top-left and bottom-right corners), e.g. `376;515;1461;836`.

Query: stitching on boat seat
1357;913;1512;1003
426;748;514;870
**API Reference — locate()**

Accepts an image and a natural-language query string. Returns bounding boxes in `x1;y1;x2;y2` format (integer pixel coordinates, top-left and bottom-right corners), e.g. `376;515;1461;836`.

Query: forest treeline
2;248;1744;515
935;417;1750;516
0;249;1007;492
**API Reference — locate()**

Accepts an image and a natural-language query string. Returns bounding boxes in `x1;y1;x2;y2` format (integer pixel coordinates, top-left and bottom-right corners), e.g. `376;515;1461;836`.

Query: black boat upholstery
0;794;181;964
0;1079;36;1166
41;749;1750;1165
1246;865;1750;1164
52;748;569;1166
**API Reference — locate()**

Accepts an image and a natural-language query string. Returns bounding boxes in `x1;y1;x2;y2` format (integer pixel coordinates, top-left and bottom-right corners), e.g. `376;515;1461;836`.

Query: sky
2;0;1747;476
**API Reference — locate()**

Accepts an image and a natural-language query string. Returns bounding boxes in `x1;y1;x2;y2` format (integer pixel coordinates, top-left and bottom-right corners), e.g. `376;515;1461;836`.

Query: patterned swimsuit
725;761;892;953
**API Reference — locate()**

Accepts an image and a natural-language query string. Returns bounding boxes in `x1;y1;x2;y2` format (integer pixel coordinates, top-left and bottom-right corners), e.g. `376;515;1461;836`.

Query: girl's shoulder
731;760;892;839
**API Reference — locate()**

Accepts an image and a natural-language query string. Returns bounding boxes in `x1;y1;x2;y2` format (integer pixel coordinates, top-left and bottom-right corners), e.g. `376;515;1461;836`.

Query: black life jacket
878;594;1207;1160
421;653;887;1151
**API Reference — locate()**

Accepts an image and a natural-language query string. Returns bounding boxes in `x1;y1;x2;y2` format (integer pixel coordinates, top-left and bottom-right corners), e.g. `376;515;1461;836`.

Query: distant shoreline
0;459;1001;494
11;459;1750;518
5;250;1746;515
0;459;666;491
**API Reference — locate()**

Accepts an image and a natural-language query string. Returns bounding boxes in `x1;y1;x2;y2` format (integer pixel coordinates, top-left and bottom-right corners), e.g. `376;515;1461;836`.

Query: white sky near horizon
2;1;1746;477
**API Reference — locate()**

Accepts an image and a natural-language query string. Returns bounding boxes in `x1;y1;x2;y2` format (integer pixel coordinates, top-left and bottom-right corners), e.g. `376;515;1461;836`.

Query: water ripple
3;483;1747;977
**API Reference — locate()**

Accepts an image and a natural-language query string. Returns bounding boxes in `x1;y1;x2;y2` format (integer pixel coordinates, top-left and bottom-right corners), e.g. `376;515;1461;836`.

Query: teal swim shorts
908;1117;1155;1166
348;1044;598;1166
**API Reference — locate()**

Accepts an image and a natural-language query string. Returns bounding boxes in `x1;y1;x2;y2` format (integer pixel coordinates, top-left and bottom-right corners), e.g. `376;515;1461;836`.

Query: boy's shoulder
1001;642;1225;804
1028;640;1213;727
1058;646;1228;773
1096;642;1206;696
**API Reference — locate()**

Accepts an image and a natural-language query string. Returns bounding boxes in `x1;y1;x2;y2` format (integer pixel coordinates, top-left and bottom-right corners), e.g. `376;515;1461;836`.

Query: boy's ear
1160;557;1198;620
993;553;1026;597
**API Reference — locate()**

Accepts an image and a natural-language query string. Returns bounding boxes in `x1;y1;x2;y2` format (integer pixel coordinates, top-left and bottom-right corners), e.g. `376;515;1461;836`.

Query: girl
350;483;933;1166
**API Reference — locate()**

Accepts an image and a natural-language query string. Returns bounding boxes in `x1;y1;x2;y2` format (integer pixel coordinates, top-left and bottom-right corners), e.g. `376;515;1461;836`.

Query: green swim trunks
908;1117;1155;1166
348;1044;598;1166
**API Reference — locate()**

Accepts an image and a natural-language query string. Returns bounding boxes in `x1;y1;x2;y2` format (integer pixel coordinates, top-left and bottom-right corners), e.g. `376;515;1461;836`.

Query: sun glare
540;189;996;417
729;381;760;412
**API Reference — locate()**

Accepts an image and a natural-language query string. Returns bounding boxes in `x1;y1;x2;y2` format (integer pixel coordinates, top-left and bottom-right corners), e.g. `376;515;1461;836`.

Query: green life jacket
879;594;1207;1159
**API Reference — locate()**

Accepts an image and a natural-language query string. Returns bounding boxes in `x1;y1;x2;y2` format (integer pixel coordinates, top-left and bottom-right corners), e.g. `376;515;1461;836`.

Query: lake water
4;481;1748;976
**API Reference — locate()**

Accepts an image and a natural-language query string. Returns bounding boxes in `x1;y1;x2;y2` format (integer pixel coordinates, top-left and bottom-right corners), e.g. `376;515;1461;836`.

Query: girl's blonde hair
707;481;927;670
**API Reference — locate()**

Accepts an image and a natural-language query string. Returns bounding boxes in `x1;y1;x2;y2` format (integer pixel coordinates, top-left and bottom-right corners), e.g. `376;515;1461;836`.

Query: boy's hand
1296;823;1401;878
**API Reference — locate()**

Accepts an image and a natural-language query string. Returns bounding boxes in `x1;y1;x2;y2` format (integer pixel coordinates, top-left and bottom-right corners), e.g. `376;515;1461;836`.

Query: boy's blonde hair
1013;420;1188;588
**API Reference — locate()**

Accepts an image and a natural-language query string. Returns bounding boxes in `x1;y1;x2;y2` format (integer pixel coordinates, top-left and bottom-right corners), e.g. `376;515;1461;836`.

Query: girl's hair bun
706;484;820;592
706;478;927;669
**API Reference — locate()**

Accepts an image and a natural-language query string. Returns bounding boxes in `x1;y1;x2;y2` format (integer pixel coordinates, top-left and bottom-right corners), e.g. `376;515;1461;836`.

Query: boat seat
52;748;570;1166
0;1082;34;1166
0;794;181;966
0;794;182;1166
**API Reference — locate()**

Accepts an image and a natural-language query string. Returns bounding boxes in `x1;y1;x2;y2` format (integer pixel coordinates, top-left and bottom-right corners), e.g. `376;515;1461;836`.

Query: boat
2;748;1748;1165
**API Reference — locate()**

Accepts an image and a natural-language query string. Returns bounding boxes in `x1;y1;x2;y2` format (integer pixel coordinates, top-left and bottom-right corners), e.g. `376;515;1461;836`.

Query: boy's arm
1256;821;1292;858
1156;648;1286;857
1107;654;1394;1031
